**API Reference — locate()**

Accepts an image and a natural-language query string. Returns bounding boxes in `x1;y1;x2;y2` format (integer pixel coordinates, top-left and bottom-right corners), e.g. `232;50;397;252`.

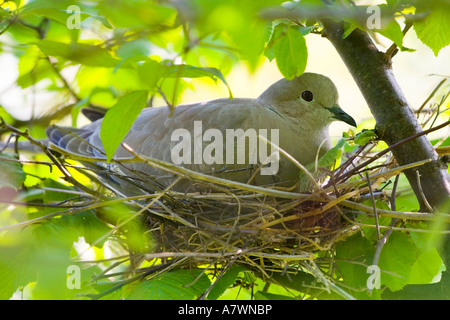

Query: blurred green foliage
0;0;449;300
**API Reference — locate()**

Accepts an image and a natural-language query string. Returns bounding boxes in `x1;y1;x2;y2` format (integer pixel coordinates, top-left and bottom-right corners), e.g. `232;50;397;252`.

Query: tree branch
321;19;450;212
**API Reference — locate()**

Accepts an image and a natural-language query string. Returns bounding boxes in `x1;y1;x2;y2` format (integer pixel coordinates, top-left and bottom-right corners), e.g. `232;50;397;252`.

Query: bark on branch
321;19;450;212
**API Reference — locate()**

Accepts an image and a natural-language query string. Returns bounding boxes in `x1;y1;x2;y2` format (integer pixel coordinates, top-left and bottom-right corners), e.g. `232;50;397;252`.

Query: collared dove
46;73;356;194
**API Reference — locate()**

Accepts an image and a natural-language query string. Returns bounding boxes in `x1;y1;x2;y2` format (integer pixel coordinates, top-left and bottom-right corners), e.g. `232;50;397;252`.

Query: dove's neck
287;119;332;163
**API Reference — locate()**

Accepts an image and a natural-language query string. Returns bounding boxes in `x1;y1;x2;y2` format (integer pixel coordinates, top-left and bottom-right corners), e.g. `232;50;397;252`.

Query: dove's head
257;73;356;129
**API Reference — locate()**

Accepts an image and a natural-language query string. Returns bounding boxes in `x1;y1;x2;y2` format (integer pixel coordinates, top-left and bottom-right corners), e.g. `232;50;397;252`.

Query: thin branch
340;200;449;222
0;199;92;208
417;78;447;114
365;172;380;241
415;169;433;212
385;21;413;62
370;175;401;275
0;119;103;199
331;120;450;185
45;56;81;102
120;142;317;200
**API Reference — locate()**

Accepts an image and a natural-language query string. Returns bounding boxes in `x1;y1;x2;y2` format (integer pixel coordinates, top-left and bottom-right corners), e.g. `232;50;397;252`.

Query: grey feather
45;73;356;194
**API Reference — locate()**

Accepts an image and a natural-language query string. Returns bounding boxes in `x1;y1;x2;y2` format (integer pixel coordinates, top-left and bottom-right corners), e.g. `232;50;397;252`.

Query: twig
45;56;81;102
120;143;318;200
331;120;450;184
87;258;186;300
0;118;102;199
74;176;183;259
365;172;380;241
199;250;242;300
258;134;327;196
371;175;401;274
0;199;91;208
415;169;433;212
385;21;412;62
417;78;447;114
390;174;400;212
324;158;432;193
156;86;174;113
427;90;450;130
339;200;448;222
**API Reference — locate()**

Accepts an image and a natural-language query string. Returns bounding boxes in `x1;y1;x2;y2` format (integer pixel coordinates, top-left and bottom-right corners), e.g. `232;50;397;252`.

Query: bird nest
142;188;351;273
55;135;431;276
1;119;439;296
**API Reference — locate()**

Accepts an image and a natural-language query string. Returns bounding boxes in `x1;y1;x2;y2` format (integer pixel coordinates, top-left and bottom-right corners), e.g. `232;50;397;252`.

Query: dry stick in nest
328;119;450;188
1;134;444;299
87;257;190;300
74;176;185;260
119;143;315;200
314;160;447;221
372;175;401;267
114;143;449;277
0;125;446;236
0;194;155;232
2;123;445;256
2;130;444;298
119;143;325;258
365;171;381;241
118;143;448;225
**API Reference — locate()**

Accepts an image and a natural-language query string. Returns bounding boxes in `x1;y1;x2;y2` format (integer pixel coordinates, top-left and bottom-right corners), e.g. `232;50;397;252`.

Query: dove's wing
46;72;356;194
47;98;302;192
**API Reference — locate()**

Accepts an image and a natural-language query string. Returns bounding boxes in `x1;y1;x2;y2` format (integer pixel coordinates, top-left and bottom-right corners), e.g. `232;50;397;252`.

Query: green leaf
409;248;444;284
414;6;450;56
98;1;176;29
100;90;149;161
116;39;151;59
264;22;286;61
317;138;346;168
20;0;112;29
37;40;119;67
386;0;401;7
203;4;266;70
0;153;26;189
0;219;82;299
366;5;414;52
71;211;111;248
335;233;379;299
294;25;313;36
273;26;308;80
378;232;416;291
125;269;211;300
342;22;357;39
137;59;166;90
377;19;404;48
21;7;109;28
0;240;37;299
164;65;233;98
354;130;378;145
0;106;14;125
184;38;237;75
255;291;297;300
17;48;55;88
207;265;246;300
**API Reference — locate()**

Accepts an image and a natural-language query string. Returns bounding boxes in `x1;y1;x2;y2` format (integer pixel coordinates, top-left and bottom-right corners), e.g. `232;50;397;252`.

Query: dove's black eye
301;91;314;102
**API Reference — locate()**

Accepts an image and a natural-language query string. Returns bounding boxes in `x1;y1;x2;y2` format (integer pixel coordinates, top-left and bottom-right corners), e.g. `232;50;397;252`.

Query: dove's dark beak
329;105;357;127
